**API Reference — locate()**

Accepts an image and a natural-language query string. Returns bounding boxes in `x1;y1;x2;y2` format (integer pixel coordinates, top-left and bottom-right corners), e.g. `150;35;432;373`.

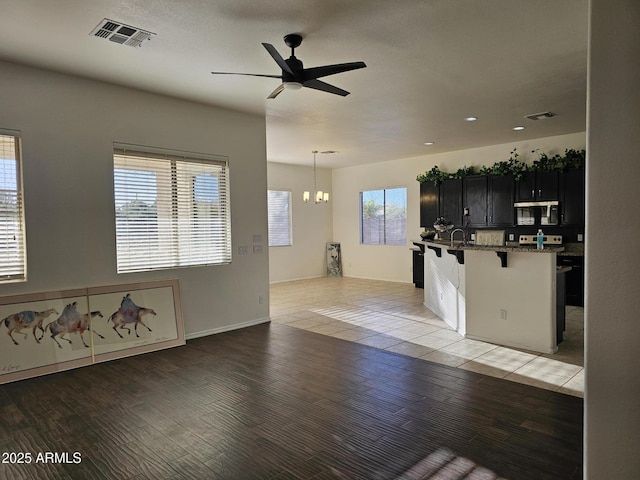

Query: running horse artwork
2;308;58;345
107;293;157;338
44;302;105;349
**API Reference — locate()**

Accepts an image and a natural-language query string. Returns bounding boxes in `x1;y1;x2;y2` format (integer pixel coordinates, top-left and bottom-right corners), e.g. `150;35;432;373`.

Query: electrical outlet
577;234;583;242
253;245;263;254
500;309;507;320
509;233;515;241
258;295;264;305
238;245;248;254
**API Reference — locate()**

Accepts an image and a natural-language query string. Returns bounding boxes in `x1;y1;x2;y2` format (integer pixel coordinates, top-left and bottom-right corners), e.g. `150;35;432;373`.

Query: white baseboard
269;275;324;285
465;334;557;355
186;317;271;340
342;274;412;284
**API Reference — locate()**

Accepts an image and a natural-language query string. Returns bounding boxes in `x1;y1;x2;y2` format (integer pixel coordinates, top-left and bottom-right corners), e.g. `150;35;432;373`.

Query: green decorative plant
416;165;449;186
562;148;586;169
451;165;478;179
506;148;529;180
532;149;563;171
417;147;584;183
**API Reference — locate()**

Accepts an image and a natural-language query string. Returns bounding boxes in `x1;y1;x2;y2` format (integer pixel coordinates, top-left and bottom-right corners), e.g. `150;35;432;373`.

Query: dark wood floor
0;322;582;480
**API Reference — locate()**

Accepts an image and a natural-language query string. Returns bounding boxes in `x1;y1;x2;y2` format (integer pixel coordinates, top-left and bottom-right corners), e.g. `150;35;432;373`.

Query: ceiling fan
211;33;366;99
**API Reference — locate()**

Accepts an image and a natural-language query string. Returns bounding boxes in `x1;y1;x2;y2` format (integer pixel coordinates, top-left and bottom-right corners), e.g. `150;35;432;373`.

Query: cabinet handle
538;189;542;197
531;189;535;198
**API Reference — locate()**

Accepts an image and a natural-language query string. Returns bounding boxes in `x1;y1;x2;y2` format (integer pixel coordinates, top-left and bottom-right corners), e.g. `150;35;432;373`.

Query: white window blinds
360;187;407;245
267;190;292;246
0;132;26;282
113;145;231;273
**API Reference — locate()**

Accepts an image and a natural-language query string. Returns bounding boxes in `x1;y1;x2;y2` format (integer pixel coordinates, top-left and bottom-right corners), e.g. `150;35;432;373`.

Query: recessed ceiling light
465;117;478;122
424;142;434;146
513;126;525;131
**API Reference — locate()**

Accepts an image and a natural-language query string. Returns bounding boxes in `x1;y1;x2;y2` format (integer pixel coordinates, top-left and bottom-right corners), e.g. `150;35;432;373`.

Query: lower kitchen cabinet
558;255;584;306
412;248;424;288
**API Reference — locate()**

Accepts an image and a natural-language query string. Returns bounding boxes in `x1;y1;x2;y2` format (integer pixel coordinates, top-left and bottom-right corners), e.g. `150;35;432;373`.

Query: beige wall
331;132;585;283
585;0;640;477
0;60;270;339
267;162;333;283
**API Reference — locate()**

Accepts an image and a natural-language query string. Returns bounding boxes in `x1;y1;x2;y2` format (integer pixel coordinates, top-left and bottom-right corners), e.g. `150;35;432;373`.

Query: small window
360;187;407;245
267;190;292;246
0;132;26;282
113;144;231;273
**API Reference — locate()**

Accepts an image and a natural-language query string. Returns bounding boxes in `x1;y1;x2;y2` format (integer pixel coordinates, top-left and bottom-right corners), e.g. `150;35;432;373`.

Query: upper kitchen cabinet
560;167;585;226
440;178;463;227
463;175;488;227
419;181;440;228
515;170;559;202
488;174;515;226
462;174;514;227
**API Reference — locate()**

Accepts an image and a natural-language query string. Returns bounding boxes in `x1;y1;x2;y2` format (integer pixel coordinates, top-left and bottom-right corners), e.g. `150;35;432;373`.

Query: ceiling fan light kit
211;33;366;99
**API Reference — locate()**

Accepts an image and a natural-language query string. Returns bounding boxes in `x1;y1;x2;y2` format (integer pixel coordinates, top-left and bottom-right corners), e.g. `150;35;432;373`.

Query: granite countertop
558;242;584;256
415;239;565;254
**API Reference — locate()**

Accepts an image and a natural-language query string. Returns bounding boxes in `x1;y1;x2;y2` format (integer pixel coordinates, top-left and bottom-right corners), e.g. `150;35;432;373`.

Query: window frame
359;186;407;246
113;143;231;273
0;130;27;283
267;189;293;247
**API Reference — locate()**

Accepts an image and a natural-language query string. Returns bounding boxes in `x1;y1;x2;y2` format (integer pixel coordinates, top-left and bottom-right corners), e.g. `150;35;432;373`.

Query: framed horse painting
0;279;185;384
0;288;94;384
87;279;185;362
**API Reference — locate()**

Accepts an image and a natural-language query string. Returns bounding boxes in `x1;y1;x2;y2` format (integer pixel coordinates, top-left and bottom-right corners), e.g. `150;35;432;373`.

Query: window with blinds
113;144;231;273
360;187;407;245
0;132;26;282
267;190;292;247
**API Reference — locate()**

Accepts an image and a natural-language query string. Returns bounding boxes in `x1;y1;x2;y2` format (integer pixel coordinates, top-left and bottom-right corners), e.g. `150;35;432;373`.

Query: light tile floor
270;277;584;397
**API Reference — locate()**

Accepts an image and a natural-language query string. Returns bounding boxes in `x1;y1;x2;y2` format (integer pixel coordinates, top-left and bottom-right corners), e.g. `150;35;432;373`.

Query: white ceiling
0;0;588;168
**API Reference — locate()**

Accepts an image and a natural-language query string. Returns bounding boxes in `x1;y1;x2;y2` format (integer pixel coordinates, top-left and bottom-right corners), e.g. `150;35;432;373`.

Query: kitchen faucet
450;228;466;247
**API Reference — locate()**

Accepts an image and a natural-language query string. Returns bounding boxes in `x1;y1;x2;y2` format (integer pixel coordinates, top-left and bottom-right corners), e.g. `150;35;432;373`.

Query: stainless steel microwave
514;201;559;226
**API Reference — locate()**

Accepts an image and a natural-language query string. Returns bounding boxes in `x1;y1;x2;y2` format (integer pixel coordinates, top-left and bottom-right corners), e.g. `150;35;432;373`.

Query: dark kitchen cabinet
463;175;488;227
488;174;515;226
412;248;424;288
560;167;585;226
558;255;584;306
419;181;440;228
515;170;559;202
439;178;463;227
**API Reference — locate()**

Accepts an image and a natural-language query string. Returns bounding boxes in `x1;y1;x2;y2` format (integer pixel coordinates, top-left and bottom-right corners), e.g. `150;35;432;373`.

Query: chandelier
303;150;330;204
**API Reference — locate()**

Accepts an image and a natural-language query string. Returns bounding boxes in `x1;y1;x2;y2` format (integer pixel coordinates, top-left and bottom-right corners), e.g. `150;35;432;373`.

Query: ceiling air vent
524;111;556;121
90;18;155;48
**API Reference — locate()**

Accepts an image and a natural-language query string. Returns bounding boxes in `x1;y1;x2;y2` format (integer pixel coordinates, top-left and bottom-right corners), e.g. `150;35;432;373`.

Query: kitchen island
417;239;564;354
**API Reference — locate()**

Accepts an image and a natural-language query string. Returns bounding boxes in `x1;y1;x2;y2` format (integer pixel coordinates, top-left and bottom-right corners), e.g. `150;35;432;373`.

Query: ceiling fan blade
267;83;286;99
211;72;282;79
303;79;350;97
262;43;294;75
302;62;367;81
